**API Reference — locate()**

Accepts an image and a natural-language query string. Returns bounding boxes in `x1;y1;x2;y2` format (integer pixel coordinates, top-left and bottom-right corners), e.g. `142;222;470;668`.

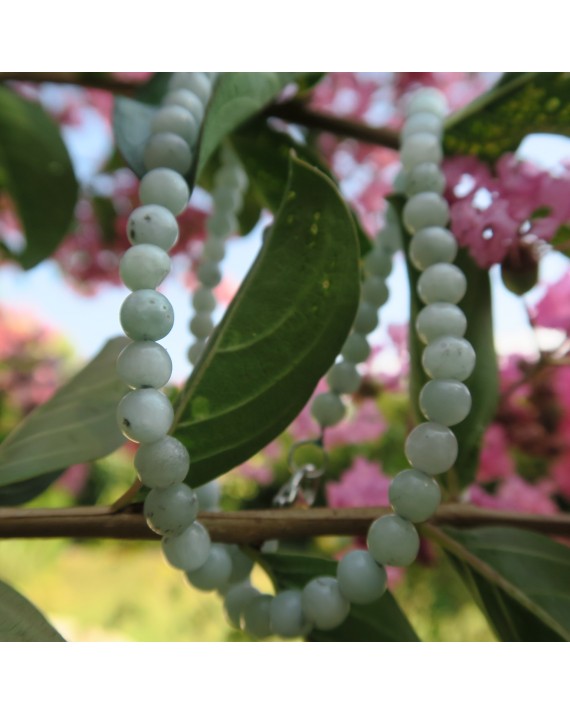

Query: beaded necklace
115;75;474;640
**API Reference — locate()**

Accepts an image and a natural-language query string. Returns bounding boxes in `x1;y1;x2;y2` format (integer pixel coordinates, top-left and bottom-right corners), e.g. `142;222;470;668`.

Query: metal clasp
273;439;328;508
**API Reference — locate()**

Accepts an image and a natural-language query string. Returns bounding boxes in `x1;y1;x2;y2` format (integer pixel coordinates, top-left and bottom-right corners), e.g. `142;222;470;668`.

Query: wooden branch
0;72;138;95
0;505;568;544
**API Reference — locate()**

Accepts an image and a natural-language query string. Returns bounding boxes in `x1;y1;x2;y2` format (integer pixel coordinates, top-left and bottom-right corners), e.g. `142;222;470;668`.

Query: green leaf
426;525;570;641
0;579;65;642
0;470;62;506
445;72;570;162
0;337;129;486
390;194;499;492
551;224;570;257
0;87;78;268
260;552;420;642
172;155;360;486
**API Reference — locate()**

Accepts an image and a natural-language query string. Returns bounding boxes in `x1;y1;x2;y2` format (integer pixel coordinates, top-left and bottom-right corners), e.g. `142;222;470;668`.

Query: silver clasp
273;440;328;508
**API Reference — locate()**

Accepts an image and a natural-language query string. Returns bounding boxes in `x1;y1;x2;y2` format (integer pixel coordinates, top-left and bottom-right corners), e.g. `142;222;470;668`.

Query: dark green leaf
445;72;570;162
172;155;360;486
0;87;78;268
390;194;499;492
260;552;420;642
0;579;65;642
551;224;570;257
0;470;62;506
427;525;570;641
0;337;129;486
113;97;155;179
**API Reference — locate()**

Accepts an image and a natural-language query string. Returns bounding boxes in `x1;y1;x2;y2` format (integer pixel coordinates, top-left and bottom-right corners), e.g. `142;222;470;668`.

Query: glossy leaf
426;525;570;641
172;155;360;486
445;72;570;162
0;87;78;268
0;579;65;642
0;337;129;486
260;552;420;642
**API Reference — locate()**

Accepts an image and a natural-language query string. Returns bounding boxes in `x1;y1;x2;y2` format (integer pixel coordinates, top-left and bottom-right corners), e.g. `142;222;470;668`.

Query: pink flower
325;400;387;448
326;456;390;508
443;156;495;202
476;424;516;483
469;476;557;515
531;269;570;333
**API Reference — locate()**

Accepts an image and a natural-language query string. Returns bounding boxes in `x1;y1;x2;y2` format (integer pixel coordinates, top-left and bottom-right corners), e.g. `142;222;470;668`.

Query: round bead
162;521;211;571
163;89;205;123
143;132;192;175
367;514;420;567
419;379;472;426
139;168;190;216
327;361;361;394
120;290;174;341
405;162;446;197
301;577;350;631
337;550;387;605
190;313;214;340
202;237;226;263
119;244;171;291
405;422;458;474
409;227;458;270
213;185;243;214
116;340;172;389
188;340;207;365
192;287;217;313
169;72;212;104
226;544;254;584
197;261;222;288
417;264;467;305
406;88;447;118
403;192;450;233
135;436;190;488
353;302;378;335
185;544;232;591
127;205;179;251
311;392;346;427
270;590;311;638
206;211;238;240
242;595;273;639
422;336;476;381
361;276;389;308
389;469;441;523
151;105;199;146
364;248;392;278
144;483;199;536
341;332;370;364
195;481;220;512
116;388;174;443
401;133;442;171
416;303;467;344
402;112;443;140
215;163;248;191
224;583;260;628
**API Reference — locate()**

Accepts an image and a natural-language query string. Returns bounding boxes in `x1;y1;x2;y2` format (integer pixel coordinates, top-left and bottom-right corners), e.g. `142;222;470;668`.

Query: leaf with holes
0;579;65;642
172;155;360;486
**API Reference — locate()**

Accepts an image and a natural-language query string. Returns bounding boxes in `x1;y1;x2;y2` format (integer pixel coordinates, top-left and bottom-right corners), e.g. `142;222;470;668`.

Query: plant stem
0;505;568;544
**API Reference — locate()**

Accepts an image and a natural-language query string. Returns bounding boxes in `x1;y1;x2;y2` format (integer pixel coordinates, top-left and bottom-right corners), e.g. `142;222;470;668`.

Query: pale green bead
419;379;472;426
301;577;350;631
405;162;446;197
119;244;171;291
327;361;361;394
197;261;222;287
120;290;174;341
406;88;447;118
192;286;216;313
270;590;311;638
422;336;476;381
401;133;442;171
337;550;387;605
403;192;450;234
389;469;441;522
364;248;392;278
213;185;243;214
135;436;190;488
353;302;378;334
409;226;458;270
405;422;458;474
195;481;220;512
242;595;273;638
144;483;199;536
202;237;226;263
361;275;389;308
416;303;467;344
190;313;214;339
341;333;370;364
143;132;193;175
116;388;174;443
185;544;232;591
402;112;443;140
169;72;212;104
417;264;467;305
367;514;420;567
163;89;205;123
139;168;189;216
377;222;401;254
127;205;179;251
215;164;248;192
162;521;211;571
311;392;346;427
224;583;259;628
151;105;199;147
188;340;207;365
206;211;237;240
226;544;254;583
116;340;172;389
